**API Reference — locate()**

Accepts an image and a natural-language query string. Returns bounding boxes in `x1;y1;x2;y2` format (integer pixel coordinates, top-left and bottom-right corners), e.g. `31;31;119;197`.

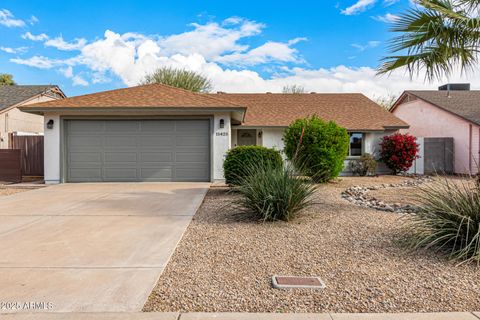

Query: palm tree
378;0;480;81
140;67;213;93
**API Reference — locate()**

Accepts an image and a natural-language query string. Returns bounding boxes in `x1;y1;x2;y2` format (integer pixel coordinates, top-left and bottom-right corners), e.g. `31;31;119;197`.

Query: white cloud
351;40;381;51
0;47;15;54
0;9;25;27
91;72;111;84
209;65;480;98
0;46;28;54
216;38;306;65
72;75;88;86
28;15;39;25
341;0;376;15
383;0;400;6
372;13;400;23
22;32;49;41
60;66;89;86
45;36;87;51
158;18;264;60
60;66;74;78
10;55;61;69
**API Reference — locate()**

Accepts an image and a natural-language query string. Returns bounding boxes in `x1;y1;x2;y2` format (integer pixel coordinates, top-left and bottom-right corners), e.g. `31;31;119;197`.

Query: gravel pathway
144;176;480;313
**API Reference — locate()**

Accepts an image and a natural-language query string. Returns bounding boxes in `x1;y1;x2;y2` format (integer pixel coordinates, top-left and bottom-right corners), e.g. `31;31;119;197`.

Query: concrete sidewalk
1;312;479;319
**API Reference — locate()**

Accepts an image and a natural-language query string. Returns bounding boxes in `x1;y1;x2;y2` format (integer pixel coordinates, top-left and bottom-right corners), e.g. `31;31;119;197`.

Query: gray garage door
66;119;210;182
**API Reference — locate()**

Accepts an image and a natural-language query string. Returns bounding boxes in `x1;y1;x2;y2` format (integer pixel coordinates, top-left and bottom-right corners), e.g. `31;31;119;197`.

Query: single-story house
0;85;66;148
20;83;408;183
392;83;480;175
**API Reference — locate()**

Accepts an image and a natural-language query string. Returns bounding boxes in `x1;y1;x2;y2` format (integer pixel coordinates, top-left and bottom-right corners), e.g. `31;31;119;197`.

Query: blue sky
1;0;478;97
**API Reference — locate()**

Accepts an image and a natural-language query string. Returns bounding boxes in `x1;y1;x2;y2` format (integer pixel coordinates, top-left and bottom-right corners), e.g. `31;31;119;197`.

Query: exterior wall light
46;119;54;129
219;119;225;129
258;131;263;138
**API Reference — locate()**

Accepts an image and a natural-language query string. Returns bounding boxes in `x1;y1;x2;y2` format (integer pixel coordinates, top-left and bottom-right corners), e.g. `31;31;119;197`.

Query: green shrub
234;160;316;221
283;116;349;182
223;146;283;185
405;177;480;263
348;153;377;176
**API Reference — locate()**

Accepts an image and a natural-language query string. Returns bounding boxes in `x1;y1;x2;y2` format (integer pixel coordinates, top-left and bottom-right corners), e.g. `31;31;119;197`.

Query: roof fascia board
233;125;398;132
390;91;408;112
19;106;247;115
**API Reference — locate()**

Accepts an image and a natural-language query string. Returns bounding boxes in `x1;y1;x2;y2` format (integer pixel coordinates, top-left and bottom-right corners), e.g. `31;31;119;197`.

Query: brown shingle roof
401;90;480;126
214;93;408;130
20;83;408;130
20;83;243;110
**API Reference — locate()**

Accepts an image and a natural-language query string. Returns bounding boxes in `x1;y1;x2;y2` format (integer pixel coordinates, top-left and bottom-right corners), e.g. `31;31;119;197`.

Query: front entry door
237;129;256;146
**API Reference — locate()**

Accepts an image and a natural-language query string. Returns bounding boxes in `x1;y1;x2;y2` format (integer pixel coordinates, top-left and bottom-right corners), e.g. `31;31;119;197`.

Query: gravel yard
144;176;480;313
367;176;474;207
367;187;419;206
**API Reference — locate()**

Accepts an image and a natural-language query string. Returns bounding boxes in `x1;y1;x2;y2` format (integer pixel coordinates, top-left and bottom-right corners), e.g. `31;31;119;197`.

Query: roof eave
234;124;409;131
18;106;247;116
383;125;409;130
390;91;409;112
399;92;480;126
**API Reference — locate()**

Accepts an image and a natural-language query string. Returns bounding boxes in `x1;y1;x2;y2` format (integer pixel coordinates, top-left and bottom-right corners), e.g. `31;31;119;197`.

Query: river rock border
341;175;433;213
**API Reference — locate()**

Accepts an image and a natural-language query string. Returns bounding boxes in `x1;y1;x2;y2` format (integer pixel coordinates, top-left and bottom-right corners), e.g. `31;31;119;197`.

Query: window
349;133;363;156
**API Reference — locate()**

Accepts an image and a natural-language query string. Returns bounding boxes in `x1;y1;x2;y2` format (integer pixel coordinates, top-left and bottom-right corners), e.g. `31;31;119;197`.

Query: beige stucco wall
0;95;57;148
231;127;395;175
393;99;479;174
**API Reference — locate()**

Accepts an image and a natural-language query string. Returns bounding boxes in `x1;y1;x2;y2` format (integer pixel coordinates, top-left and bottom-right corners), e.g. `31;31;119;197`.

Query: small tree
140;67;213;92
374;93;398;111
283;116;349;182
380;133;419;174
282;84;305;94
0;74;15;86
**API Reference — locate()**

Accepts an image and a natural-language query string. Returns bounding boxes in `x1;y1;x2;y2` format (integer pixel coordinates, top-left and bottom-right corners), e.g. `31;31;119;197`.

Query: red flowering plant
380;133;419;174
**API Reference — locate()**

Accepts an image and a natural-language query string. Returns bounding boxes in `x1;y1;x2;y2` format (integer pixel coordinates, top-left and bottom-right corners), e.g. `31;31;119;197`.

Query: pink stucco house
392;84;479;175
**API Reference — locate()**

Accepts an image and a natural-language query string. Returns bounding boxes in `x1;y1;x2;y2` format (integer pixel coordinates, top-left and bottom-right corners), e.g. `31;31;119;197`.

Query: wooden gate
0;149;22;182
9;134;44;176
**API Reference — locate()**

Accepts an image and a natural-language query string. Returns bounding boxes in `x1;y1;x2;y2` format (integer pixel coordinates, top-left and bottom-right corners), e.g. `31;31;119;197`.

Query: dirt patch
144;175;480;313
0;187;30;197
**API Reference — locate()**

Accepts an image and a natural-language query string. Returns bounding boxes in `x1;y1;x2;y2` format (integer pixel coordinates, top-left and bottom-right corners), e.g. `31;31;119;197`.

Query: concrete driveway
0;183;210;313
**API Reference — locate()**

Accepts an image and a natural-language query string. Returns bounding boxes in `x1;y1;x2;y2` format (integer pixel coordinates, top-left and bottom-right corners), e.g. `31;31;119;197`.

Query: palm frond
378;0;480;81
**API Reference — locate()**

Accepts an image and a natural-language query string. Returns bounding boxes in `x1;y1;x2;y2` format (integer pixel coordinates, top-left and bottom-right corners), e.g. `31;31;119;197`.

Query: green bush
223;146;283;185
283;116;349;182
234;160;316;221
405;178;480;263
348;153;377;176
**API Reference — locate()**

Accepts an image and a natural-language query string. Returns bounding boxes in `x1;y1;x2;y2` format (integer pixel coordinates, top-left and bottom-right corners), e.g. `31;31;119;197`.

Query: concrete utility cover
272;276;326;289
0;182;209;313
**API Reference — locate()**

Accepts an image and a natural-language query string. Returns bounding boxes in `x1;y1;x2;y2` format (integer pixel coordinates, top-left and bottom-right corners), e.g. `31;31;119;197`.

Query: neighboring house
392;84;480;175
0;85;66;148
19;84;407;183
